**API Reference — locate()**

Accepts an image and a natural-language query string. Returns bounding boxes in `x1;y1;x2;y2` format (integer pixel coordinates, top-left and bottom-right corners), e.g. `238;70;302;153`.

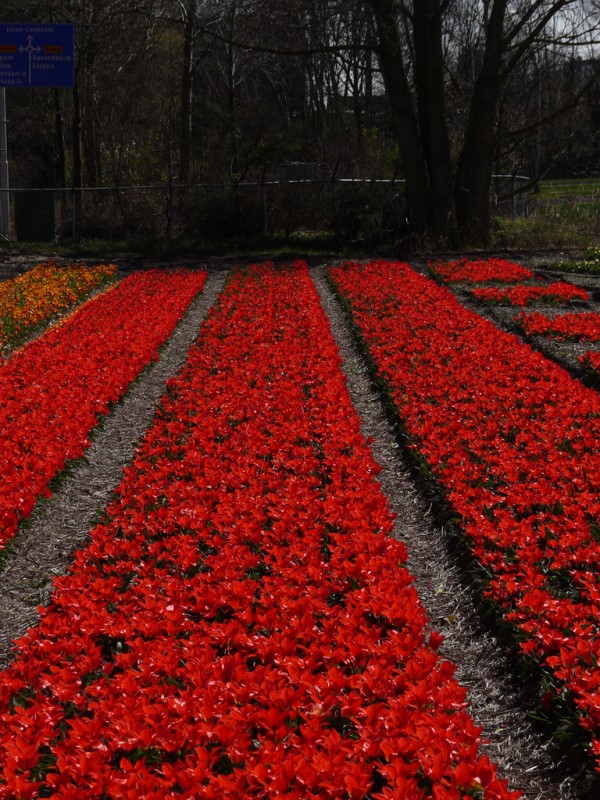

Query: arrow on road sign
18;35;41;85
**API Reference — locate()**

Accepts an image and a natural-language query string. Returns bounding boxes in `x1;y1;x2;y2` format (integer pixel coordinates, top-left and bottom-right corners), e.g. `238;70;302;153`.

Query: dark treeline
3;0;600;246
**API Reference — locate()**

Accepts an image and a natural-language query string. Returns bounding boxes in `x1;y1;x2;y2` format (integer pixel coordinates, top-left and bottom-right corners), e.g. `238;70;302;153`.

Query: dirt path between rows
0;270;227;666
312;266;594;800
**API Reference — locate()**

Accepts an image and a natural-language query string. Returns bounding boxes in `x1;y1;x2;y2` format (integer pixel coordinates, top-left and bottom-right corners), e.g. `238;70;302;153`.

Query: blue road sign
0;23;74;88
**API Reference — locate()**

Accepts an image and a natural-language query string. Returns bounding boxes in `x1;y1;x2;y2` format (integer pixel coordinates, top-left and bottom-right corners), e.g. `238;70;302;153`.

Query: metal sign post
0;87;8;238
0;22;75;238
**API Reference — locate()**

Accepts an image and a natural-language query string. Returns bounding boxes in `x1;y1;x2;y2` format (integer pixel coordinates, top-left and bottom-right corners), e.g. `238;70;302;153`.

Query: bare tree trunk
364;16;373;129
227;4;240;179
413;0;457;243
454;0;507;243
80;45;99;187
54;89;66;190
180;0;195;184
226;4;241;234
54;88;67;229
72;76;83;221
368;0;429;235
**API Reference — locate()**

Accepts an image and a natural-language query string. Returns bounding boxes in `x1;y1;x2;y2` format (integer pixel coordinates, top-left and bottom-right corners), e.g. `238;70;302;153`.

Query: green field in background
537;177;600;199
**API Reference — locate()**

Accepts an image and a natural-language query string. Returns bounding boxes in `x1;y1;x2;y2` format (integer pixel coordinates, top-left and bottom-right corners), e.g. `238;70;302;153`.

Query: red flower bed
0;269;207;549
472;282;589;306
580;350;600;373
0;262;517;799
516;311;600;341
429;258;534;284
330;260;600;766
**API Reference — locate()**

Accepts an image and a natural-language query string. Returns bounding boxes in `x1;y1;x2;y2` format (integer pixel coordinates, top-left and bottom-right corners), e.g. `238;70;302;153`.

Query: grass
537;177;600;199
490;176;600;251
491;215;597;250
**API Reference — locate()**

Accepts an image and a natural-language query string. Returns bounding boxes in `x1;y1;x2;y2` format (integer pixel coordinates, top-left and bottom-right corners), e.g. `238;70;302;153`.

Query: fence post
261;165;268;236
166;176;174;240
512;174;517;218
0;88;10;239
330;161;340;240
166;144;175;239
71;186;77;241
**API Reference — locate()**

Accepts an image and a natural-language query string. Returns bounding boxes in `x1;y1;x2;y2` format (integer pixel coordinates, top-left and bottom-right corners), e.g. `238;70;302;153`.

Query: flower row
0;262;517;799
515;310;600;376
0;268;207;550
472;281;590;306
0;261;117;354
428;258;534;284
329;260;600;767
516;310;600;341
581;350;600;373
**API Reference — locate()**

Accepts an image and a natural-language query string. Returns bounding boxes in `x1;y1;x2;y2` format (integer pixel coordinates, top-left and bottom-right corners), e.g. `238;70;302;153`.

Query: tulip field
0;261;117;355
0;269;208;550
0;256;599;798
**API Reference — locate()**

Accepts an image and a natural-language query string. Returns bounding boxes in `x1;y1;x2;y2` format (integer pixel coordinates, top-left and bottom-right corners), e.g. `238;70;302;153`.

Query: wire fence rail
1;174;534;243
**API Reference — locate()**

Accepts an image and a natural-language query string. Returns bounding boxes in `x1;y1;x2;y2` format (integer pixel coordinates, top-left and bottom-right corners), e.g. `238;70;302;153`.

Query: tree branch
499;72;599;145
195;20;376;55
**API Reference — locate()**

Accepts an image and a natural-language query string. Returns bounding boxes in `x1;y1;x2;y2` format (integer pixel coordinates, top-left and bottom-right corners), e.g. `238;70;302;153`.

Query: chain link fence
3;173;532;244
490;174;531;217
5;180;407;245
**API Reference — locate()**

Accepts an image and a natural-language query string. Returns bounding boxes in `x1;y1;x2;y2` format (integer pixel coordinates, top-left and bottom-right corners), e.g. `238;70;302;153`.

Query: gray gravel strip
311;265;592;800
0;270;227;668
538;270;600;290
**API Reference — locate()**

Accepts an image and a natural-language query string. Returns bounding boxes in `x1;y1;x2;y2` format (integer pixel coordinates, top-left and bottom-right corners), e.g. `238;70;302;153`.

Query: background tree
2;0;599;245
363;0;599;243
